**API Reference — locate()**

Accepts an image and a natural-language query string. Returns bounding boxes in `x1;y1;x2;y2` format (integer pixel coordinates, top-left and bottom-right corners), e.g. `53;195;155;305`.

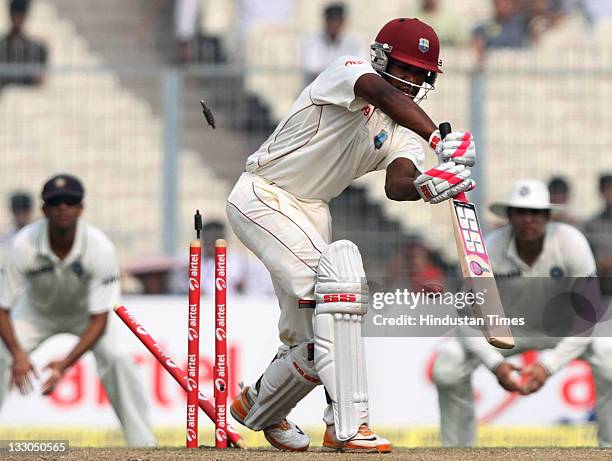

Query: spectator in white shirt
1;191;32;251
300;3;366;87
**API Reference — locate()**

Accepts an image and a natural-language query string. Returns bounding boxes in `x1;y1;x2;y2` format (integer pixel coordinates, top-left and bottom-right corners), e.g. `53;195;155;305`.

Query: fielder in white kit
0;174;156;447
227;18;477;452
433;180;612;447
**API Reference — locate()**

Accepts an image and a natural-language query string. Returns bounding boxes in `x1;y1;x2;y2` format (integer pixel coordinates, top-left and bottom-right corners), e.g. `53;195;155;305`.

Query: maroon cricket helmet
373;18;443;74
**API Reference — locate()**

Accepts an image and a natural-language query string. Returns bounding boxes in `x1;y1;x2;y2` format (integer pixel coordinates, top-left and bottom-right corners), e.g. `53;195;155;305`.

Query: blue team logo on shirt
418;38;430;53
72;261;84;277
550;266;564;279
374;129;388;149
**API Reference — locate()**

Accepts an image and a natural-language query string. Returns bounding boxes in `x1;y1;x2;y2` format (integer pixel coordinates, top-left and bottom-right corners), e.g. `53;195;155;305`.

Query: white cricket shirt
464;222;597;373
246;55;426;202
0;219;120;316
487;222;596;278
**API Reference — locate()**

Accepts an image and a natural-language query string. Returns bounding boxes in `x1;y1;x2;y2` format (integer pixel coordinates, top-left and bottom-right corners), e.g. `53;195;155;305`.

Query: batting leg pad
244;342;320;431
314;240;369;441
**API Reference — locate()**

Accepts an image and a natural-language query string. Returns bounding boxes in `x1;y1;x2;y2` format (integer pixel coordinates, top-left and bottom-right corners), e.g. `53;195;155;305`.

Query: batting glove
429;130;476;167
415;162;476;204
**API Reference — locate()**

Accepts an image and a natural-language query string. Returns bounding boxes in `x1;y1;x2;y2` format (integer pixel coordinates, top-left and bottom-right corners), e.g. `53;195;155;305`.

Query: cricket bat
440;122;514;349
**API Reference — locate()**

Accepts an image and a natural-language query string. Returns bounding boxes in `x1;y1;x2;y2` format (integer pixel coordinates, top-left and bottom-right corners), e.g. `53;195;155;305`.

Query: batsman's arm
384;158;422;201
354;73;438;141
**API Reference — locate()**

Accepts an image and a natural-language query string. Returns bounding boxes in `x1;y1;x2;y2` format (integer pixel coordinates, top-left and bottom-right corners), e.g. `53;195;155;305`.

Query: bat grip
440;121;469;203
439;122;452;139
454;191;468;203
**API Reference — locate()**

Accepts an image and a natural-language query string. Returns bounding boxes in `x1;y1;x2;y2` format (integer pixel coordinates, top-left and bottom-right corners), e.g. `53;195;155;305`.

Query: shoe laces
270;419;291;431
358;424;374;436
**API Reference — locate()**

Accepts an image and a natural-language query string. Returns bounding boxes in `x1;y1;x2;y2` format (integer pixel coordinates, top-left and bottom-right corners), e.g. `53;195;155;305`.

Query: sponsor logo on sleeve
102;274;120;285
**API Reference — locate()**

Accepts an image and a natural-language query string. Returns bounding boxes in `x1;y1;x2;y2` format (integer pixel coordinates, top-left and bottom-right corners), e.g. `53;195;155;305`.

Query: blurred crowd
8;171;608;296
0;0;47;89
2;0;612;295
135;0;612;68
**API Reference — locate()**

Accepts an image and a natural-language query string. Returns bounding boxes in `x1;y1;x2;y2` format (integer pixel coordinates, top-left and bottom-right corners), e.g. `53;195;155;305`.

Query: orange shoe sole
322;443;392;453
322;432;392;453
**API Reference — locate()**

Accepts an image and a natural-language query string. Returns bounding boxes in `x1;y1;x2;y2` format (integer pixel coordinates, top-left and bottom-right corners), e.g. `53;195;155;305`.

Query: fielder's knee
432;340;468;389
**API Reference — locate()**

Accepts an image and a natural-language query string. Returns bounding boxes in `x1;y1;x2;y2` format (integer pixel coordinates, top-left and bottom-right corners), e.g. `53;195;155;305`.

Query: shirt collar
39;218;85;264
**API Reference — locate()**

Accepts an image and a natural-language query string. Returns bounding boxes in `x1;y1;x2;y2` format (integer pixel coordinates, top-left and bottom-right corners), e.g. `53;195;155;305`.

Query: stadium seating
1;0;609;263
0;0;230;262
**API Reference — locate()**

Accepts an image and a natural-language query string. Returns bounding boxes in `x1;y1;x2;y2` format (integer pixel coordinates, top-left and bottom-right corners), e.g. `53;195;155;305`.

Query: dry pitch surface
4;447;612;461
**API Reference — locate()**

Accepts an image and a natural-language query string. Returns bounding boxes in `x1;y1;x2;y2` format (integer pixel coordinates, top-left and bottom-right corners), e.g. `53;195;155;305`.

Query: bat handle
454;192;469;203
439;121;469;203
439;122;452;139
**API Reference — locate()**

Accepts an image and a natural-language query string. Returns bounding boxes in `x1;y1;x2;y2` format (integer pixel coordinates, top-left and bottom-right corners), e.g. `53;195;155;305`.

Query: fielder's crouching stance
227;17;477;452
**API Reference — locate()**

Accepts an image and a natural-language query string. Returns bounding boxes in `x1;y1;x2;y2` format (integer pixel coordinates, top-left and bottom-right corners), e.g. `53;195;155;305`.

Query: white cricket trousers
226;172;332;346
433;337;612;447
0;309;156;447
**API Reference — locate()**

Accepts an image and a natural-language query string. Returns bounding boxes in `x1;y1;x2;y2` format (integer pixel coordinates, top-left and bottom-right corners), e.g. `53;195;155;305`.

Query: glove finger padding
441;131;472;142
430;178;476;204
432;164;471;194
437;131;476;167
415;162;475;204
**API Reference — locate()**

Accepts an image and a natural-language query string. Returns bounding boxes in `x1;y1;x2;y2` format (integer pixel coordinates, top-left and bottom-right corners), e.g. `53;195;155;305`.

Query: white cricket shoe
230;385;310;451
264;419;310;452
322;423;392;453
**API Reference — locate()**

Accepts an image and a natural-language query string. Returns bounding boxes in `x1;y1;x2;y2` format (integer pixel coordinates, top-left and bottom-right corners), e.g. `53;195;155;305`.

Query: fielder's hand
415;162;476;204
10;350;38;395
429;130;476;166
494;362;522;393
520;363;550;395
41;360;66;396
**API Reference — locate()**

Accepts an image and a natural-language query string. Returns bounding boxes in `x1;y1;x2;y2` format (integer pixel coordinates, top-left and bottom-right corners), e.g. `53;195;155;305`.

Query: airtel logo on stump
189;278;200;291
215;277;226;291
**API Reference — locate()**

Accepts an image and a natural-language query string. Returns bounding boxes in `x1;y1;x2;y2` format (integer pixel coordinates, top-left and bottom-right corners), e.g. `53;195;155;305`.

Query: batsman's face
385;60;428;99
43;197;83;230
508;208;548;242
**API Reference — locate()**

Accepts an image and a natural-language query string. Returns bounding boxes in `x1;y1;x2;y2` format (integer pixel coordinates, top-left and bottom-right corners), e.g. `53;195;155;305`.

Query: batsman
227;18;476;452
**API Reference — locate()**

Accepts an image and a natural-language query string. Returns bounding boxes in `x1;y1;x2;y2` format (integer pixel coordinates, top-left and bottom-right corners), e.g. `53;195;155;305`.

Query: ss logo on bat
457;206;485;254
